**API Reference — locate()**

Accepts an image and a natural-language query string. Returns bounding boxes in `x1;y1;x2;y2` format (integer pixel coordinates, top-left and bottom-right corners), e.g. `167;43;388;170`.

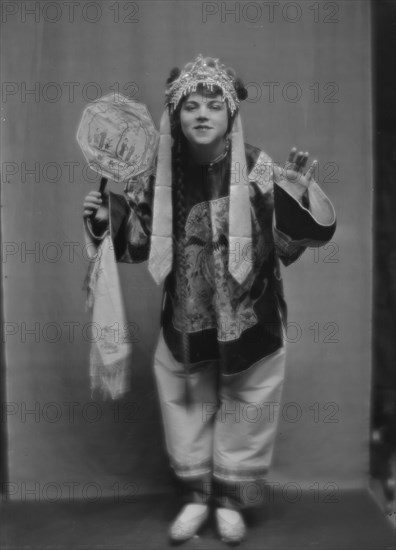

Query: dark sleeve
108;188;153;264
83;173;155;264
274;181;336;242
272;178;336;266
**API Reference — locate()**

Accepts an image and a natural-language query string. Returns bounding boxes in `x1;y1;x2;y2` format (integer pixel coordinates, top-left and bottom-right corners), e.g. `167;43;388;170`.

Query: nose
196;104;209;119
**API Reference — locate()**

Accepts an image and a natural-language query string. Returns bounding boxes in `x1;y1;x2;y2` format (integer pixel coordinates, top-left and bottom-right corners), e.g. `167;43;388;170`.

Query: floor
1;489;395;550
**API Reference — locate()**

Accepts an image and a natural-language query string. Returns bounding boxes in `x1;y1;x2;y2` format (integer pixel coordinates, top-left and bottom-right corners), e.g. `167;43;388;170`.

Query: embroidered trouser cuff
171;473;269;510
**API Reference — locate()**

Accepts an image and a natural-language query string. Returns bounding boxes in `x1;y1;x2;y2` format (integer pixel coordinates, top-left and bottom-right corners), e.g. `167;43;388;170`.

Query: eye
183;103;196;111
210;103;224;110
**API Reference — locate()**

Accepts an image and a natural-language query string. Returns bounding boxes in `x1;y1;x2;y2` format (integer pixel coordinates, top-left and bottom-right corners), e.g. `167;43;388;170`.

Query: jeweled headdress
165;54;242;115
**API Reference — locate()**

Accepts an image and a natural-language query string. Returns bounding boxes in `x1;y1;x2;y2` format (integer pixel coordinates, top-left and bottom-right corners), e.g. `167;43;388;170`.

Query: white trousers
153;329;286;508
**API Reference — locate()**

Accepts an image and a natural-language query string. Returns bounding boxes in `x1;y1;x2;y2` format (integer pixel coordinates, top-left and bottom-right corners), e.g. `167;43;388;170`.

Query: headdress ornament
165;54;242;115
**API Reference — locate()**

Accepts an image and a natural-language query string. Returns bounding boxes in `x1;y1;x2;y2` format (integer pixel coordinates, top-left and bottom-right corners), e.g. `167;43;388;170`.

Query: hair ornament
166;68;181;85
234;77;248;101
165;54;246;115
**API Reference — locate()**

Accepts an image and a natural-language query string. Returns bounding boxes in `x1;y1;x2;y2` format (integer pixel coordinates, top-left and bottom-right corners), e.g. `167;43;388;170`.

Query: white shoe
215;508;246;545
169;503;209;543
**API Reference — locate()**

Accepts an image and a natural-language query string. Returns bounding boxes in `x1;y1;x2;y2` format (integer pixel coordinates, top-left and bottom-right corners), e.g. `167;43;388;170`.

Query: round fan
77;93;159;193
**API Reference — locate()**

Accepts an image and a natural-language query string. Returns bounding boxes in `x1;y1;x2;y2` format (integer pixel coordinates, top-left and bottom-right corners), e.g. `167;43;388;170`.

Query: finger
273;163;283;181
83;200;101;208
305;160;317;182
300;151;309;171
89;191;102;198
84;197;102;205
83;209;94;218
294;150;305;170
83;205;100;215
287;147;297;164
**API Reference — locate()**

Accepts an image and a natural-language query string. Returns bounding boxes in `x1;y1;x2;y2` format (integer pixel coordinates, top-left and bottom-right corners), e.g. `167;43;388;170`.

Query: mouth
194;125;213;130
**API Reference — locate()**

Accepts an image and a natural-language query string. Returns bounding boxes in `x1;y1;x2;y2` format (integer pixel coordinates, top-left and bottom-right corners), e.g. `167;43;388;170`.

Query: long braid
172;126;192;407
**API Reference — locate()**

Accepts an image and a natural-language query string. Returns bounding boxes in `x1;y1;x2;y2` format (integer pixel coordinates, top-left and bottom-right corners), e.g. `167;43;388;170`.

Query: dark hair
170;110;191;394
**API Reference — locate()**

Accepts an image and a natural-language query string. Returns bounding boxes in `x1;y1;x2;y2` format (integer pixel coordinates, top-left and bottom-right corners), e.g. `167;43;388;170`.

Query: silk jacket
85;143;336;374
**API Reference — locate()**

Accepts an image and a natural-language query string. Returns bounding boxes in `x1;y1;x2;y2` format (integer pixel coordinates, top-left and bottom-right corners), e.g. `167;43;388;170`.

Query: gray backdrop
1;0;371;501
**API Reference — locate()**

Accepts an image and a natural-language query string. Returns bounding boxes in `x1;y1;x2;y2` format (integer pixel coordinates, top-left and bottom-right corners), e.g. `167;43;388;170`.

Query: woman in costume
83;55;336;545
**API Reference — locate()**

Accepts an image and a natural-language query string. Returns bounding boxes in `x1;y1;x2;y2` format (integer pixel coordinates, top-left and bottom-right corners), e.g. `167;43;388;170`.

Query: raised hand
274;147;317;202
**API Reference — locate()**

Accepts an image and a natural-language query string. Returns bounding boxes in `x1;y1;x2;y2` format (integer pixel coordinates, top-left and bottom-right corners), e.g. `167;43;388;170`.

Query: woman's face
179;88;229;149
